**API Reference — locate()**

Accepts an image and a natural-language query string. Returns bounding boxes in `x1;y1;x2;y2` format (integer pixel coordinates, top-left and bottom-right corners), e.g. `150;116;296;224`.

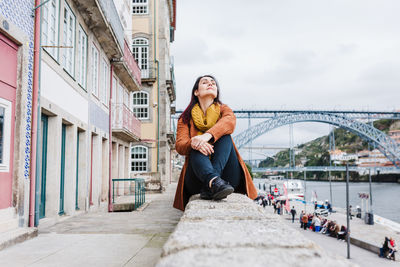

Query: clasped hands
191;133;214;156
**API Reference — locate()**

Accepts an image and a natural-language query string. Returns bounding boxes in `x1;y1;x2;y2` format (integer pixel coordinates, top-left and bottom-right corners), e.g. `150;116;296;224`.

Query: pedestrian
326;201;332;213
302;213;308;230
299;210;304;228
379;237;390;258
348;205;353;220
388;237;397;261
314;216;321;232
290;206;297;223
173;75;258;211
276;201;281;215
262;197;268;208
273;200;277;214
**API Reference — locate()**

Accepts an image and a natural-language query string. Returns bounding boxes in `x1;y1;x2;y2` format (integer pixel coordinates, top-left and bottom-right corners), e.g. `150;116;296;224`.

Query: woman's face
194;76;218;100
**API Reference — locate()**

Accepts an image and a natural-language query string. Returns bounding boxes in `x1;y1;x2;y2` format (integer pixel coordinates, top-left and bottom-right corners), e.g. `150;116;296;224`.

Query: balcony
141;67;156;85
112;40;141;92
72;0;124;58
112;104;141;142
166;63;176;102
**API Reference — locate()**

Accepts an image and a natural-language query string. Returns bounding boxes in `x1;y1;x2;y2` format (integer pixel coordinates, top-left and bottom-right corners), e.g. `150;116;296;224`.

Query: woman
173;75;257;211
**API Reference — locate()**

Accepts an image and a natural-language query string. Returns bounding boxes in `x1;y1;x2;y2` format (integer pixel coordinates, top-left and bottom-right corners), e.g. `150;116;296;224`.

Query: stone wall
156;194;356;267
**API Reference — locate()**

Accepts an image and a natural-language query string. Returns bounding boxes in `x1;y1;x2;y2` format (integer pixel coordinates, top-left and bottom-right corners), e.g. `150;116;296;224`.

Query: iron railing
112;178;145;210
123;40;141;86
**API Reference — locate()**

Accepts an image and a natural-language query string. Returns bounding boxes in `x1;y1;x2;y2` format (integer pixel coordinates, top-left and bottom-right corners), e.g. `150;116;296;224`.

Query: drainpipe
108;65;114;212
29;0;41;227
154;0;160;173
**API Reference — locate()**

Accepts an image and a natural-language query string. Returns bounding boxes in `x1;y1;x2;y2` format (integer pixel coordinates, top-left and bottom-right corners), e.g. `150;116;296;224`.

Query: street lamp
338;159;354;260
345;163;350;259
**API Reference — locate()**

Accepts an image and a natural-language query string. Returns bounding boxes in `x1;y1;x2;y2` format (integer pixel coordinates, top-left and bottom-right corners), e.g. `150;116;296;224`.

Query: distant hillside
258;119;400;168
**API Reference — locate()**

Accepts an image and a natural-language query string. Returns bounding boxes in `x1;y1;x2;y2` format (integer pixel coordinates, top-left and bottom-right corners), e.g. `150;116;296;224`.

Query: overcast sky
171;0;400;160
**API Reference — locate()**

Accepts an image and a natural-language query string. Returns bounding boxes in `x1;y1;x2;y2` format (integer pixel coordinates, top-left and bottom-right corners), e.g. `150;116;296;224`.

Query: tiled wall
0;0;34;180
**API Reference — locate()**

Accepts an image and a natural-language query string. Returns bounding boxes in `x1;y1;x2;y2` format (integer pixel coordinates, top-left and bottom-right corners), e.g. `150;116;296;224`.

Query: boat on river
255;176;304;200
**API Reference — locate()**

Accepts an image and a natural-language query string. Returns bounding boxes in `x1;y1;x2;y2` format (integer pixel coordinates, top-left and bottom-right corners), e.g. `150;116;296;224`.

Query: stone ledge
156;193;356;267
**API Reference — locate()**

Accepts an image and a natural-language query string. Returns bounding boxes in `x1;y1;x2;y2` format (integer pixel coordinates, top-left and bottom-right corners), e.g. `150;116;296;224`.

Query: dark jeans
184;135;242;195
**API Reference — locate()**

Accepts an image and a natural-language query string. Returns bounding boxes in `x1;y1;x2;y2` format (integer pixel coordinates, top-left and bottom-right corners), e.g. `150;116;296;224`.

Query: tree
245;163;253;180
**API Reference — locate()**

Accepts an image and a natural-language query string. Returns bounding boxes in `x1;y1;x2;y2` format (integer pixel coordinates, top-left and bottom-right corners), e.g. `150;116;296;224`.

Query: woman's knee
216;134;232;143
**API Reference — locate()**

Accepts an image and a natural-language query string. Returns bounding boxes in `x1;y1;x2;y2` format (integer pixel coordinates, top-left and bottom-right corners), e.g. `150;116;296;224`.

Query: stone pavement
0;183;182;267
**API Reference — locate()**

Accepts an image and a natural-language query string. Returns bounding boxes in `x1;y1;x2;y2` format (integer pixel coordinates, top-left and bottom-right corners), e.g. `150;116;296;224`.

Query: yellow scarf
191;103;221;135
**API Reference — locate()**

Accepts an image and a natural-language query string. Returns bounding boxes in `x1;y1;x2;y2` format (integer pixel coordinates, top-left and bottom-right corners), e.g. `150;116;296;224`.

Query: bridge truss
253;166;400;173
233;112;400;167
173;110;400;167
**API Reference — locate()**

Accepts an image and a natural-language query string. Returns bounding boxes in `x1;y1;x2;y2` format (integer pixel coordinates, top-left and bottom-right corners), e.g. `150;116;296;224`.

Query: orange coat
173;104;258;211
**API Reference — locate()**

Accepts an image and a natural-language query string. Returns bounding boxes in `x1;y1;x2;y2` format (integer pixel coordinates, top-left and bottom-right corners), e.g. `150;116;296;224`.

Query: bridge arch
233;112;400;167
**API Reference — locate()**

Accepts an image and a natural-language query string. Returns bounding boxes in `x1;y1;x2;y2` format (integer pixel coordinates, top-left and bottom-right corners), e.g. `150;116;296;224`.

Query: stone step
0;228;38;251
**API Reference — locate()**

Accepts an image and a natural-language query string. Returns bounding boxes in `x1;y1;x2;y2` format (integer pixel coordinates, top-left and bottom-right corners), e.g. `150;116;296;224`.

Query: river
253;179;400;223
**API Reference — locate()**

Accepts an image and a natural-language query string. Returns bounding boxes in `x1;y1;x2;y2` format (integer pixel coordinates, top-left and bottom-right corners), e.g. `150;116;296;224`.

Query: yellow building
130;0;176;191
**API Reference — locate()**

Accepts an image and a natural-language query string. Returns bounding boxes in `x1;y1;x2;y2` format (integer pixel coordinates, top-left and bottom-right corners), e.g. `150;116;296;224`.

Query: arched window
132;38;149;78
132;91;149;119
131;145;148;172
132;0;148;14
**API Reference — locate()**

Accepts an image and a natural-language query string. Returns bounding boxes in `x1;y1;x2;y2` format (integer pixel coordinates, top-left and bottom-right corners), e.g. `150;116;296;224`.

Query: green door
39;114;48;219
59;124;66;215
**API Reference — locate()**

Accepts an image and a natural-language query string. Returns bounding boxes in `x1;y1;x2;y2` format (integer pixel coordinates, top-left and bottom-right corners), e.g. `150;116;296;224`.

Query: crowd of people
298;211;348;240
255;193;397;261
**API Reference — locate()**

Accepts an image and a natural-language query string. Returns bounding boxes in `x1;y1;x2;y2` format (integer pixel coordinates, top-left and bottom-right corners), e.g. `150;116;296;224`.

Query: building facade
0;0;35;232
130;0;176;192
36;0;141;225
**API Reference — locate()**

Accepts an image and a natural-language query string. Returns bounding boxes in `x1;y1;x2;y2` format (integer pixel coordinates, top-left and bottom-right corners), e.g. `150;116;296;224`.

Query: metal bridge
173;109;400;167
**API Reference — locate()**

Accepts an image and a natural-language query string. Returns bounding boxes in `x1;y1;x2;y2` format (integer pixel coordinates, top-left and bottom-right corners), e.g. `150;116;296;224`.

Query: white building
37;0;141;225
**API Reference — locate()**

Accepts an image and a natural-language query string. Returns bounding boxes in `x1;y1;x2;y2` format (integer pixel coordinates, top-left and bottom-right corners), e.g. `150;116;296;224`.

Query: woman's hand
191;133;214;156
197;143;214;156
191;133;212;149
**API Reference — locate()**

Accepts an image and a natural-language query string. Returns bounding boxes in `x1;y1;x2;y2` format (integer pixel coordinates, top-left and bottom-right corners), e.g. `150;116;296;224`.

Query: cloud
173;1;400;160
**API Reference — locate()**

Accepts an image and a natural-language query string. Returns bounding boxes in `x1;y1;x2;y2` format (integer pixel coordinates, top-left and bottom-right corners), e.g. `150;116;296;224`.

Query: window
77;26;87;88
41;0;59;59
118;83;124;104
100;58;109;104
132;91;149;119
0;98;11;172
112;76;117;104
131;145;148;172
132;0;148;14
62;2;75;75
132;38;149;78
91;45;99;97
123;88;129;108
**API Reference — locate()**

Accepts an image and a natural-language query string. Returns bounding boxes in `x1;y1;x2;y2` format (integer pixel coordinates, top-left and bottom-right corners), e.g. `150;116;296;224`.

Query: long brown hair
180;75;222;124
